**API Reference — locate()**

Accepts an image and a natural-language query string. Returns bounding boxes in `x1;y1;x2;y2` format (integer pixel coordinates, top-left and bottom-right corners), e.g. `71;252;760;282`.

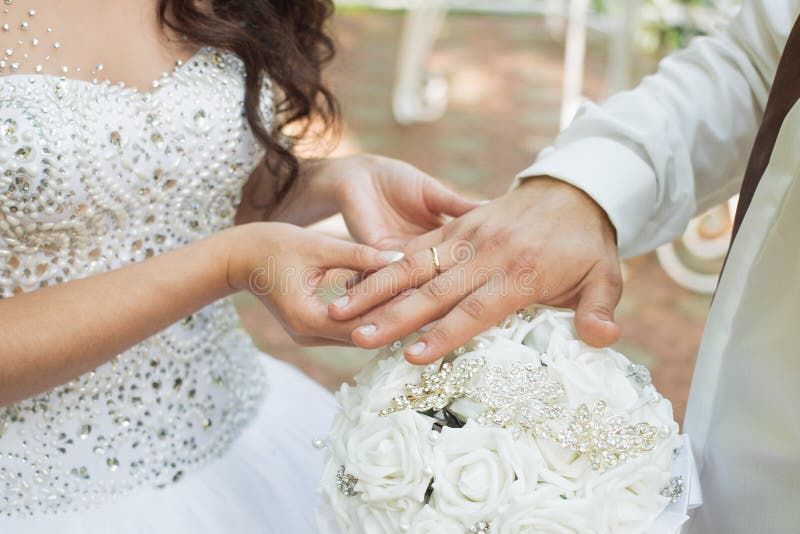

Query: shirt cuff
512;137;657;256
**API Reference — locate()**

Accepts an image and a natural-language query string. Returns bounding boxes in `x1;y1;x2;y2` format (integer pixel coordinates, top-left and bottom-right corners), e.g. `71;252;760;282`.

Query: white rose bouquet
317;308;700;534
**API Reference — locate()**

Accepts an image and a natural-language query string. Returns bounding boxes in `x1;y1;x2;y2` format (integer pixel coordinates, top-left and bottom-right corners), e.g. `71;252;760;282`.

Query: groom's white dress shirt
516;1;800;532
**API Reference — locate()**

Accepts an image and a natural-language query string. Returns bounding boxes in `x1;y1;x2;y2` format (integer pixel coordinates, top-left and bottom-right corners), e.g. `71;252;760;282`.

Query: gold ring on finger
430;246;442;275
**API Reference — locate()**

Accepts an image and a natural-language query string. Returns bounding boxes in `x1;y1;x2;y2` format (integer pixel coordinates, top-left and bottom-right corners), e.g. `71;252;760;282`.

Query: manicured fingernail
331;295;349;309
356;324;377;337
405;342;426;357
378;251;405;263
478;199;491;205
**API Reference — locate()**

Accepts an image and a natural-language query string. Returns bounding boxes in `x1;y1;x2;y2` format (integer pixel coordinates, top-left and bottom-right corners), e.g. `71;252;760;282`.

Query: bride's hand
326;155;480;250
226;222;404;346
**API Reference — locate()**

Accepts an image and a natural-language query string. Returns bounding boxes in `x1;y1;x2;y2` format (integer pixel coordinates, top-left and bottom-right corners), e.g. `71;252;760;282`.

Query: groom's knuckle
483;228;511;253
395;254;417;277
425;326;450;346
587;300;614;318
458;296;486;321
510;246;541;274
421;278;449;305
599;269;623;292
459;224;479;242
375;309;399;329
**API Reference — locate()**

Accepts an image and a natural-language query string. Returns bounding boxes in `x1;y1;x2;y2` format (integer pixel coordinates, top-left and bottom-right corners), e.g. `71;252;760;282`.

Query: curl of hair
158;0;339;211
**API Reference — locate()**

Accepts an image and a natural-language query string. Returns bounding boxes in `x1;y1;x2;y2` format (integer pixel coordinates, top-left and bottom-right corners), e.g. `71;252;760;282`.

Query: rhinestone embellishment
336;466;359;497
627;363;652;386
381;358;660;472
472;362;566;437
551;401;659;471
660;476;685;503
379;359;484;416
0;48;275;516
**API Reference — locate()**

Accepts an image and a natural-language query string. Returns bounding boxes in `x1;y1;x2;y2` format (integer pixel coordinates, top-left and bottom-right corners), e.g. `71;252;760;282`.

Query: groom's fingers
349;261;477;350
402;285;518;364
402;226;445;255
328;238;466;321
573;262;623;348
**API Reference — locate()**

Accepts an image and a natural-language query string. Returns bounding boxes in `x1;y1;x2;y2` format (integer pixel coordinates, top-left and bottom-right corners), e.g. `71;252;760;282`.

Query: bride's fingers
322;236;405;271
349;261;479;350
328;238;465;321
402;285;518;364
423;179;480;218
290;334;355;348
295;296;367;342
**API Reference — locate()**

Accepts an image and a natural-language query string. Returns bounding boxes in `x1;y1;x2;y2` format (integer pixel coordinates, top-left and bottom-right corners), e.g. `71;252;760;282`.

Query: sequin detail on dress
0;47;273;516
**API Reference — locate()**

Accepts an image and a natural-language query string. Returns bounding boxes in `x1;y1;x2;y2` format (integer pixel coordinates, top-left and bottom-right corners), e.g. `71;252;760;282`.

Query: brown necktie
730;14;800;243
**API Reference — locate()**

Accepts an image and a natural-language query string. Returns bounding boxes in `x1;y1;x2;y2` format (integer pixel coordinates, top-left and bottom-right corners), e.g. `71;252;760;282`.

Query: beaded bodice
0;48;270;516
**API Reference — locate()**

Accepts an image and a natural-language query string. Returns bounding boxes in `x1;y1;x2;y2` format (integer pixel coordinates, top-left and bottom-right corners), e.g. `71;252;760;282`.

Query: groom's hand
327;177;623;364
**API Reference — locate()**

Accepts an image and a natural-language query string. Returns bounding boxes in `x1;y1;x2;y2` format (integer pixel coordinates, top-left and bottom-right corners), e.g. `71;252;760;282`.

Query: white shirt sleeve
515;0;797;258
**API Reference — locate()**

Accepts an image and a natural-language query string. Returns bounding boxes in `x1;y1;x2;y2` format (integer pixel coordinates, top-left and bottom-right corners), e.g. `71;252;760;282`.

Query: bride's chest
0;49;270;251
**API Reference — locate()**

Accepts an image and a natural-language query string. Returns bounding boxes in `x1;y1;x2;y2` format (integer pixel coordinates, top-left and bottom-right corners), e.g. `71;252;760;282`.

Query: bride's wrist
219;223;275;293
300;158;341;194
327;154;376;210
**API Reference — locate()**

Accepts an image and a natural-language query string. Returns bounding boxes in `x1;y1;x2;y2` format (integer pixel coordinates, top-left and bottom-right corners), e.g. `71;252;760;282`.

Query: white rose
546;339;640;413
430;422;543;527
345;410;435;502
521;308;577;353
407;505;463;534
583;434;679;533
493;487;596;534
336;382;366;418
629;392;680;438
534;437;591;484
353;354;425;415
320;459;425;534
328;383;368;460
586;465;670;533
350;498;422;534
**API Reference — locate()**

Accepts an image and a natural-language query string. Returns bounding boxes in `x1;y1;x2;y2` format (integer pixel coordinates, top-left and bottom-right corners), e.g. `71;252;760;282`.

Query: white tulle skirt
2;356;336;534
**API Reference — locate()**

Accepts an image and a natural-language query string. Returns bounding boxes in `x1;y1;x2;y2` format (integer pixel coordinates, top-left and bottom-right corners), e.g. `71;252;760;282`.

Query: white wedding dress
0;45;335;532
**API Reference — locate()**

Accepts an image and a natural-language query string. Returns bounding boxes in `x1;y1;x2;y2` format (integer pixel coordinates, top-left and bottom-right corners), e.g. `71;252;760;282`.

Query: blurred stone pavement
235;10;713;426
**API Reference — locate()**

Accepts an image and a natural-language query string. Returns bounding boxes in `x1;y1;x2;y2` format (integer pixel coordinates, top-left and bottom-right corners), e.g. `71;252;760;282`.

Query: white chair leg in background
543;0;569;38
605;0;638;93
392;0;449;125
560;0;590;130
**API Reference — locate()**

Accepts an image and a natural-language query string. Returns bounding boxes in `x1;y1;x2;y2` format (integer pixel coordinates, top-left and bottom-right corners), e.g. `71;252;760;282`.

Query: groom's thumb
574;265;622;348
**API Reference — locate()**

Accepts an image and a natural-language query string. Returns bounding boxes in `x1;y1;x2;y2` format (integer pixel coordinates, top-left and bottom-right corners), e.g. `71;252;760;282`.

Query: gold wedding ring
430;246;442;275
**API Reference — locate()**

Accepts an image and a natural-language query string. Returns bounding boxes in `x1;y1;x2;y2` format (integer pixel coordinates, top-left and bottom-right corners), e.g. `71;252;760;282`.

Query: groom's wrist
516;176;618;245
515;137;656;256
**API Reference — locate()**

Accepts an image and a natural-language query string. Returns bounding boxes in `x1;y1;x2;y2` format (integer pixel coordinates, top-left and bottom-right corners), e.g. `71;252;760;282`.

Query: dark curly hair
158;0;339;212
